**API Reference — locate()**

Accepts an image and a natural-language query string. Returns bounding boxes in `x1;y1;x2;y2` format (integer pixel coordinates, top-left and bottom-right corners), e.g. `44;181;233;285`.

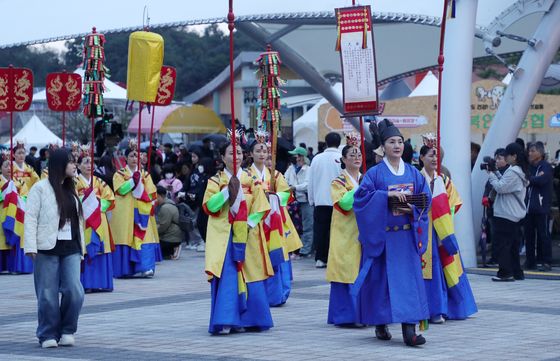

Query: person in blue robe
353;119;431;347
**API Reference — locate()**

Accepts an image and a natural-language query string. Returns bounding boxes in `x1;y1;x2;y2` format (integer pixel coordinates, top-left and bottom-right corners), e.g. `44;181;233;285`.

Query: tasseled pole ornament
256;44;285;191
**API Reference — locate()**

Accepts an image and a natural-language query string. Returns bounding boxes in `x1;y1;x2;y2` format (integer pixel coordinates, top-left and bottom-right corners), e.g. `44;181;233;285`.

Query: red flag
0;67;34;112
46;72;82;111
154;66;177;106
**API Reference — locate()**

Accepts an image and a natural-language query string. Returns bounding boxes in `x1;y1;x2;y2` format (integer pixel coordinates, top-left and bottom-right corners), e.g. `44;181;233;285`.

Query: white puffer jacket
24;179;85;256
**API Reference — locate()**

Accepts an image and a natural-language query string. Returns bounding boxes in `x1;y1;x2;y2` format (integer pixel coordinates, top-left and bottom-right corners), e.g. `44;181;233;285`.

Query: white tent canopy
4;115;62;149
408;71;439;97
293;83;342;150
33;68;127;101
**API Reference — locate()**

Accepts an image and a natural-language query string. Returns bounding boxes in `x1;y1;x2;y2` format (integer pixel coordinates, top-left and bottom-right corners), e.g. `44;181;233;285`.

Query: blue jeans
34;252;84;343
299;202;314;256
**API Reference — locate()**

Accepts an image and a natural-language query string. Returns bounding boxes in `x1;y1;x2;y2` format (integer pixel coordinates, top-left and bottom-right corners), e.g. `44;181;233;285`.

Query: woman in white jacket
24;149;85;348
487;142;529;282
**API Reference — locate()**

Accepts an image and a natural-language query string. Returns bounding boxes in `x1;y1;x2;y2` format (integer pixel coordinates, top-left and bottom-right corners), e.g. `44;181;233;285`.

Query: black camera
480;156;497;171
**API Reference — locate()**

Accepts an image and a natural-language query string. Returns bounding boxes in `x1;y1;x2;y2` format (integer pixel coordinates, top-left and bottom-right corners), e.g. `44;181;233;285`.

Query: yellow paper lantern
127;31;164;102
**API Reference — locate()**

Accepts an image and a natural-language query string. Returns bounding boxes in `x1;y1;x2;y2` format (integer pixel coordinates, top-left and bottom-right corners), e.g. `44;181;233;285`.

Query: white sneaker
218;326;231;335
58;334;75;347
315;260;327;268
196;243;205;252
41;339;58;348
142;269;155;278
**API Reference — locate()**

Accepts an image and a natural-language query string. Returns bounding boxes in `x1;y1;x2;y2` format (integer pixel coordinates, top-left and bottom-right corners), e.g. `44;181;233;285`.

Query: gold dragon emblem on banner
14;70;31;110
156;68;174;105
47;75;63;109
65;76;81;108
0;74;8;110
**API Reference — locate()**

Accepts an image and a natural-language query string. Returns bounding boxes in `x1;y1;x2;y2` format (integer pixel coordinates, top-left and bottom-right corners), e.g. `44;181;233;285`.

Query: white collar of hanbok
420;168;438;184
79;173;91;185
251;164;266;182
383;157;405;176
224;167;243;180
127;165;138;174
14;161;25;172
343;169;360;189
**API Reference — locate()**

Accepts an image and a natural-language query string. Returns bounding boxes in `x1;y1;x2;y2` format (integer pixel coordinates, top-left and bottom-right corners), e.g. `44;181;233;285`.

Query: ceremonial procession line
0;252;559;360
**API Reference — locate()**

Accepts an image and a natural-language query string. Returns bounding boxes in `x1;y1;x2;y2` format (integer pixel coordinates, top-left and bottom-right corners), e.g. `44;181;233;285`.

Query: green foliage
64;25;261;98
0;46;64;86
476;68;501;80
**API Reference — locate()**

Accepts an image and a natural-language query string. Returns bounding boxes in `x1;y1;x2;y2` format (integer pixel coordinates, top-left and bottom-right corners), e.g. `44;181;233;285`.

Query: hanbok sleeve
445;176;462;215
99;179;115;212
353;168;387;258
273;171;291;207
143;172;157;200
332;177;355;213
248;182;270;228
202;175;228;216
114;171;134;196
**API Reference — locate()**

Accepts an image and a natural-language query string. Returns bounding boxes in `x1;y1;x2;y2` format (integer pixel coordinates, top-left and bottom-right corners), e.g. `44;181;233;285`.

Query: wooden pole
436;0;449;175
228;0;238;174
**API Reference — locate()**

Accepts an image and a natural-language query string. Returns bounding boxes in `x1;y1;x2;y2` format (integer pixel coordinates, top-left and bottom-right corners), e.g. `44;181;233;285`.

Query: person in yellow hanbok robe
76;152;115;291
8;141;37;273
204;140;273;334
248;135;302;307
110;143;161;278
419;143;477;322
326;140;362;326
12;141;39;198
0;153;13;272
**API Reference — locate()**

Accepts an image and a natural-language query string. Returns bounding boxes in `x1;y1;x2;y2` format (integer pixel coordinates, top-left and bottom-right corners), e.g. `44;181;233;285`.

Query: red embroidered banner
0;67;34;112
335;6;379;116
46;72;82;111
154;66;177;106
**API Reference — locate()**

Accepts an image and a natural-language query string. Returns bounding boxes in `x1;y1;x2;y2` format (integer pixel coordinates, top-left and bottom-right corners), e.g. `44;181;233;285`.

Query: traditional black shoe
401;323;426;347
539;264;552;272
492;276;514;282
514;274;525;280
375;325;392;341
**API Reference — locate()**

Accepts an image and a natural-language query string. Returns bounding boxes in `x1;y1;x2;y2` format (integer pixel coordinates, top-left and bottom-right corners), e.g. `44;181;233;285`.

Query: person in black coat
525;141;553;271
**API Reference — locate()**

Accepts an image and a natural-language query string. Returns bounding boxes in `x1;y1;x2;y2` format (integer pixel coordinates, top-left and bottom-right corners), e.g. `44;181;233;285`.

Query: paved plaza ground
1;250;559;361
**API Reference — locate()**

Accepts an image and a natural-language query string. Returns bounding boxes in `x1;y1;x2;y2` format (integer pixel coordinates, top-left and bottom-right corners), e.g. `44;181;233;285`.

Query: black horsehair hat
378;119;403;142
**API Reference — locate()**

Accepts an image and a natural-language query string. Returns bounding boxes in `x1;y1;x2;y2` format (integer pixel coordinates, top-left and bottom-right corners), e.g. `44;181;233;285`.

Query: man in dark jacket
525;142;553;271
156;186;184;260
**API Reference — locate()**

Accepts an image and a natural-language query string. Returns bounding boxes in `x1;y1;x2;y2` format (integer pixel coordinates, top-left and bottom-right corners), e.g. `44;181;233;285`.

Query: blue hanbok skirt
81;253;114;291
424;230;448;318
7;244;33;274
209;235;273;334
112;243;162;278
0;250;9;272
328;282;358;325
264;260;292;307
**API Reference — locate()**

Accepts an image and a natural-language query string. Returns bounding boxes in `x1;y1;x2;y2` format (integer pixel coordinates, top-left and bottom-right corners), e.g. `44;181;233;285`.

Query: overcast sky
0;0;516;47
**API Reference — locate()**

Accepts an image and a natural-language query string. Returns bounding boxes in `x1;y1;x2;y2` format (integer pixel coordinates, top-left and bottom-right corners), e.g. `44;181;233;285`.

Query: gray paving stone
1;250;560;360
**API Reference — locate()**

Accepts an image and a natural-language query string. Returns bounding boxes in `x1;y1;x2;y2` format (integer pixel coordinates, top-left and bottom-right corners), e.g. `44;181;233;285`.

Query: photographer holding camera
485;143;529;282
482;149;509;266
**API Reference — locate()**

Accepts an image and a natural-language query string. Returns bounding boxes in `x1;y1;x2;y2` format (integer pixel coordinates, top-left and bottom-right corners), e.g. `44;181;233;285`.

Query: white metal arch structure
470;0;560;256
